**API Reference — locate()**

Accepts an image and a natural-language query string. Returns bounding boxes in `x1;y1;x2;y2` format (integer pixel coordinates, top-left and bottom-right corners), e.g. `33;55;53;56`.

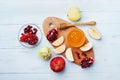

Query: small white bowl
18;24;42;48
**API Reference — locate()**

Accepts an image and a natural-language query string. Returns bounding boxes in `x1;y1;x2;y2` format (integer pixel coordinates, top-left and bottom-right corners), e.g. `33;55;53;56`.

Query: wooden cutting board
42;16;94;67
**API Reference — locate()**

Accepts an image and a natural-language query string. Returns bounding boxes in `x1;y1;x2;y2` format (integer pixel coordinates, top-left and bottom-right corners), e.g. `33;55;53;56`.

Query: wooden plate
42;17;94;67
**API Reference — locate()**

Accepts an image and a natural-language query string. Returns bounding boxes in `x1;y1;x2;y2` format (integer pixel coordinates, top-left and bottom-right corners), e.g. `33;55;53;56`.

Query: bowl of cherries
18;24;42;48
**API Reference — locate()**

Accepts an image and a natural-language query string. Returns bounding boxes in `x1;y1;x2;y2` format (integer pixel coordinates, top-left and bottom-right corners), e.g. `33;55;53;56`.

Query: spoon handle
58;21;96;30
74;21;96;26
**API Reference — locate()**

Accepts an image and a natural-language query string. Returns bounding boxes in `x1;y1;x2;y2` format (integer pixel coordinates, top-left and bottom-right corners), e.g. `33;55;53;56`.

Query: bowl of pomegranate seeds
18;24;42;48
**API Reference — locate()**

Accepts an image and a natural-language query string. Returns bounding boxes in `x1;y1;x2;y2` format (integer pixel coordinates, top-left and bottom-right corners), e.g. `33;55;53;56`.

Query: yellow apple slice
65;48;74;62
88;27;102;40
80;42;93;52
52;36;64;46
54;44;66;54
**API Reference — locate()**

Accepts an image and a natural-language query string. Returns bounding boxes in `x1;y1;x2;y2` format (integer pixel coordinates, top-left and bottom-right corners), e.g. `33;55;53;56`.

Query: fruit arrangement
18;6;102;73
42;17;95;70
19;24;42;47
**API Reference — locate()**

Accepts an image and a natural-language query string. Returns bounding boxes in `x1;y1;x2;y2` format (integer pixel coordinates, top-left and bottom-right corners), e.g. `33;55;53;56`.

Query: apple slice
80;42;93;52
54;44;66;54
88;27;102;40
52;36;64;46
65;48;74;62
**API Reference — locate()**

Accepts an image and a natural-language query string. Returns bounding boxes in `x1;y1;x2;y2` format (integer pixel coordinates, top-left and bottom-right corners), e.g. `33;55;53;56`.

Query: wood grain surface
42;17;94;66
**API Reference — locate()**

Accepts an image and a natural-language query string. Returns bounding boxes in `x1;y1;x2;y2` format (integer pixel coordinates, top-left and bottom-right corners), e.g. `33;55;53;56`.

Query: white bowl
18;24;42;48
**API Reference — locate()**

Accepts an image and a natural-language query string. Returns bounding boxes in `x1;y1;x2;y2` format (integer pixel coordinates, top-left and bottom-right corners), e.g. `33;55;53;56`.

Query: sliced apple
54;44;66;54
52;36;64;46
65;48;74;62
80;42;93;52
88;27;102;40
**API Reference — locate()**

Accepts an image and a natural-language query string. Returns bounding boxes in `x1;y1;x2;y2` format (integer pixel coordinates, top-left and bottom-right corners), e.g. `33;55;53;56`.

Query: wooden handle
74;21;96;26
58;21;96;30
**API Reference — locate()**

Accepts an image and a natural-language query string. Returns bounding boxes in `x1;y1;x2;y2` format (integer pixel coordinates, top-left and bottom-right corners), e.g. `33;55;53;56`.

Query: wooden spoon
58;21;96;30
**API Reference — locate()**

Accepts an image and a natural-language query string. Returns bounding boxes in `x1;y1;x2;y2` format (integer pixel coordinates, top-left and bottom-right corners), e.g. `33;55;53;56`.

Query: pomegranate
80;57;94;68
20;25;38;45
46;28;58;42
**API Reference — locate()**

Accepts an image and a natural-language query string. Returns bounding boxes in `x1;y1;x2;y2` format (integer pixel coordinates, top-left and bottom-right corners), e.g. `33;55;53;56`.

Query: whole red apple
50;56;65;72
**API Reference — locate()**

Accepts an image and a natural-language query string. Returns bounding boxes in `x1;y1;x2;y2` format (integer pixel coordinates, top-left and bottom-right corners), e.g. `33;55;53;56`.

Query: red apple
50;56;65;72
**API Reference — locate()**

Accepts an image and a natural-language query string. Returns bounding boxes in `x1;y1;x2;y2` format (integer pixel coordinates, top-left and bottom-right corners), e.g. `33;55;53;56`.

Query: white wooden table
0;0;120;80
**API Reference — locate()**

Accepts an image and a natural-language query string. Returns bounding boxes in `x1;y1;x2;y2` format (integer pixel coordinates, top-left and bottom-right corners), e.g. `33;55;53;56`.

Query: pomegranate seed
20;25;39;45
33;28;38;34
80;57;94;68
27;25;32;29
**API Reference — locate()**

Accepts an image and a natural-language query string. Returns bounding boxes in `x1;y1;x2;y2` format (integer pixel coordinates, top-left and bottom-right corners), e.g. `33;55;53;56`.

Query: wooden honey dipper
58;21;96;30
